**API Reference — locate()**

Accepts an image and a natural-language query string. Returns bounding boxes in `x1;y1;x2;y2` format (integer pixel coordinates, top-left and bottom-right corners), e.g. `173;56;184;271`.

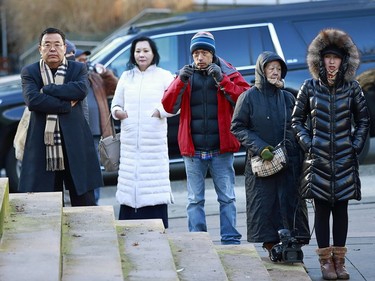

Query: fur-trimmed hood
307;28;360;82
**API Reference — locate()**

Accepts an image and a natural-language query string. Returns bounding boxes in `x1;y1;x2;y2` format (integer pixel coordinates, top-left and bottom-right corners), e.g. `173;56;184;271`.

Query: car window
275;21;307;65
295;15;375;57
0;78;22;93
107;35;179;77
90;36;129;64
211;26;275;68
106;49;129;77
277;15;375;66
152;36;179;73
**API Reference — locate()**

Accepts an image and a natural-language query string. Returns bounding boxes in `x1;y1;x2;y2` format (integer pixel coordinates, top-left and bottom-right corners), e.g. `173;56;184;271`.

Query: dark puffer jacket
231;52;310;243
162;56;250;156
291;29;370;204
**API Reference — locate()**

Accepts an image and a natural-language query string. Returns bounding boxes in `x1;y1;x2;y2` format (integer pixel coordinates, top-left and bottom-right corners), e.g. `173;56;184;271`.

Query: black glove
207;64;223;82
179;65;194;83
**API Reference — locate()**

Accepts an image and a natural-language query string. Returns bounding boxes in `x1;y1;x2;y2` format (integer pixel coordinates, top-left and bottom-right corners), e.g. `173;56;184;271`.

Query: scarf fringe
46;157;65;171
44;133;54;145
46;143;65;171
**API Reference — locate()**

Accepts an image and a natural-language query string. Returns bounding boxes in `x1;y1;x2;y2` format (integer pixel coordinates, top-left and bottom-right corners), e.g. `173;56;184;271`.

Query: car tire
5;146;21;193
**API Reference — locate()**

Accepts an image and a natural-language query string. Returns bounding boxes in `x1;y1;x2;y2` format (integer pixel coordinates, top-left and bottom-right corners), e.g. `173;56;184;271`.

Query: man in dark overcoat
19;27;103;206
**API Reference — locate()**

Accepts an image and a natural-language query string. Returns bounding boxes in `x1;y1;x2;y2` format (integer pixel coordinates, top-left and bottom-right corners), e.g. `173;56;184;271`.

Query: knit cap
321;44;345;59
65;40;76;54
190;31;216;54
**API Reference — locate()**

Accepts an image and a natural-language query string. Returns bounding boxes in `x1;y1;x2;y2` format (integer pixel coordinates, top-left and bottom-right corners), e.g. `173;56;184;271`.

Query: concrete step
260;256;311;281
168;231;229;281
61;205;124;281
215;244;272;281
115;219;179;281
0;178;10;236
0;190;63;281
0;177;311;281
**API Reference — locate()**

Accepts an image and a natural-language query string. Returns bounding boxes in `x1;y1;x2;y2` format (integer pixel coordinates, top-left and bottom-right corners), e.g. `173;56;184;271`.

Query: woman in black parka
292;29;370;280
231;51;310;259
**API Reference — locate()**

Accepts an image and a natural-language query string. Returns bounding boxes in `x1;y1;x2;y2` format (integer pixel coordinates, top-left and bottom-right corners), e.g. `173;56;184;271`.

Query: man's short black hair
39;27;66;44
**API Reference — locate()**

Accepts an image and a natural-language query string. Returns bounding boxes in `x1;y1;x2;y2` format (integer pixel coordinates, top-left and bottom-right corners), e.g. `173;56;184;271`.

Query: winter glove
207;64;223;82
261;146;274;161
179;65;194;83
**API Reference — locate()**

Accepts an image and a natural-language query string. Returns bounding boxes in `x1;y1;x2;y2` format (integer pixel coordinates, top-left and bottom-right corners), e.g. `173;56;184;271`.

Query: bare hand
267;78;284;88
95;63;106;74
115;110;128;120
152;109;161;118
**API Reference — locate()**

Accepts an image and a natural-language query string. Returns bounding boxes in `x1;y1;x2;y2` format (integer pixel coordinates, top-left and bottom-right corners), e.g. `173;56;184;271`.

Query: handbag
250;141;288;177
98;114;120;172
13;106;30;161
250;95;288;177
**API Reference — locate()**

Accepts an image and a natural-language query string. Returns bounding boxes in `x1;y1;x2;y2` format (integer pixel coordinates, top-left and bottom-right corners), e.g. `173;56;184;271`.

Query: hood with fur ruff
307;28;360;82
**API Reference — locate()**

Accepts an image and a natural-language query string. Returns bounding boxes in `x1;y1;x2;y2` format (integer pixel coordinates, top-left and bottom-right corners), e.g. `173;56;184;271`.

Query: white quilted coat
111;65;175;208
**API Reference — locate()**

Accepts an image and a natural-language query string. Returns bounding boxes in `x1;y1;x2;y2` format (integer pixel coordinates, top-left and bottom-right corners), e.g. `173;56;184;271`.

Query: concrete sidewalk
166;171;375;281
167;192;375;281
99;163;375;281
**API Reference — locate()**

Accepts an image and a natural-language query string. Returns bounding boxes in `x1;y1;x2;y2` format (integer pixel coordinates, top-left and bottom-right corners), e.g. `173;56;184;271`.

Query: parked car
1;0;375;192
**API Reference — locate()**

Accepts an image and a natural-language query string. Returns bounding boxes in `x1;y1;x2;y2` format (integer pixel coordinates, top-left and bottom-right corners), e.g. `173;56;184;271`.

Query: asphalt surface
99;139;375;281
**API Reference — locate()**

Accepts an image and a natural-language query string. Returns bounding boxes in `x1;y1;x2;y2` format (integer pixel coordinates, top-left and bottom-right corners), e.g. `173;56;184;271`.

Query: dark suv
1;0;375;192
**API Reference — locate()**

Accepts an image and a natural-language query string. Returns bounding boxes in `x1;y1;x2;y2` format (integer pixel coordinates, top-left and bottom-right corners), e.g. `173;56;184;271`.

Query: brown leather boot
316;247;337;280
262;242;277;261
332;246;350;279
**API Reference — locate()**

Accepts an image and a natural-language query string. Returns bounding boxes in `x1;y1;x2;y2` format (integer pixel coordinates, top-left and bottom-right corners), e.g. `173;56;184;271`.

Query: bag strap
281;92;288;145
104;114;116;138
211;76;236;108
221;86;236;107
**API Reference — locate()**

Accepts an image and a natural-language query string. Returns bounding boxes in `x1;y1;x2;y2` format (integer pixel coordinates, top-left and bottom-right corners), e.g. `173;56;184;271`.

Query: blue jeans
183;153;242;244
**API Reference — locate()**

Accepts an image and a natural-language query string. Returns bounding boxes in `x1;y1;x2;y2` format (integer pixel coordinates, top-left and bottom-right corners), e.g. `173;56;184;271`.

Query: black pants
119;204;168;228
314;199;348;248
53;147;96;207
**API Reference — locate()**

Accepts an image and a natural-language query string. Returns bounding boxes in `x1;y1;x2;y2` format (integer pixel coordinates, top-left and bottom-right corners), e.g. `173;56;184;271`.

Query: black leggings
314;199;348;248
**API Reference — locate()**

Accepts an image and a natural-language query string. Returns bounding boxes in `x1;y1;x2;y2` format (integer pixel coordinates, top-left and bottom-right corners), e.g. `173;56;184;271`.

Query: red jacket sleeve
162;76;190;114
219;70;250;103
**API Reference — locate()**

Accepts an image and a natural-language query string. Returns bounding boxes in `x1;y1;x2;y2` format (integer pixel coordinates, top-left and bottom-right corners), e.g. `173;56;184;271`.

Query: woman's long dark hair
127;36;160;70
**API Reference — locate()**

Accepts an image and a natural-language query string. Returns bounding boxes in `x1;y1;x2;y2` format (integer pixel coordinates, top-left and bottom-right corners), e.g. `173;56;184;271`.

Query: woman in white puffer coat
111;37;175;228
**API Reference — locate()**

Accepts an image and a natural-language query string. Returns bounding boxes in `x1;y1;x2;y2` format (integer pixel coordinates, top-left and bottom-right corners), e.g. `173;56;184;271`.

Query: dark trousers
53;153;96;207
119;204;168;228
314;199;348;248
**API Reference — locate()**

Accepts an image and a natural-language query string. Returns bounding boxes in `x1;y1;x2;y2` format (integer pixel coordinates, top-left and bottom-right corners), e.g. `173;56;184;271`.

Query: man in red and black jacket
162;31;250;245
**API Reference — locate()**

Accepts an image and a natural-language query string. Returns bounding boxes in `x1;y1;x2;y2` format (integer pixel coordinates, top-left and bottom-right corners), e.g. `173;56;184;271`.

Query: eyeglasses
41;42;64;50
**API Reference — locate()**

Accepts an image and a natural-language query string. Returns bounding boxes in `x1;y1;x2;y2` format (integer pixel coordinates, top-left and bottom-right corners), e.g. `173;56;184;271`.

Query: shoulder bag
13;106;30;161
98;114;120;172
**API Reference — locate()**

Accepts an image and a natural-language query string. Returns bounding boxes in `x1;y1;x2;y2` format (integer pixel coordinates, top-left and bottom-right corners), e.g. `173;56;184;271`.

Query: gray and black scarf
40;57;68;171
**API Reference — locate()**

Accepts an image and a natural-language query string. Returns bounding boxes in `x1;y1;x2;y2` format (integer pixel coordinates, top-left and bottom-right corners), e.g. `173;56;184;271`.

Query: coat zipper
330;87;336;205
134;72;145;210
